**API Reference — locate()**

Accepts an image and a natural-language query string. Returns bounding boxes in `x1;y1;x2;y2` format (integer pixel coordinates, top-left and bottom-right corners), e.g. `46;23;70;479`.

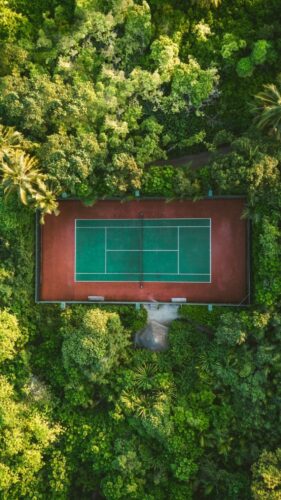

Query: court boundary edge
35;300;251;307
35;210;41;303
36;196;250;306
246;218;252;305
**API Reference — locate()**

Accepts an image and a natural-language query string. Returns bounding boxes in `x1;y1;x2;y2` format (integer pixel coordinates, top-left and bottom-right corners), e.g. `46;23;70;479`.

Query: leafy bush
252;448;281;499
141;166;175;197
253;217;281;307
251;40;272;65
236;57;254;78
111;305;147;333
221;33;246;60
0;267;13;306
142;165;202;198
236;40;274;79
180;304;225;329
0;310;22;363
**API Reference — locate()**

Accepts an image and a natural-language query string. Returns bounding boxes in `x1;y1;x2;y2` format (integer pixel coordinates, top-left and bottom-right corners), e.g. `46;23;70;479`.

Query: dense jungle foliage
0;0;281;498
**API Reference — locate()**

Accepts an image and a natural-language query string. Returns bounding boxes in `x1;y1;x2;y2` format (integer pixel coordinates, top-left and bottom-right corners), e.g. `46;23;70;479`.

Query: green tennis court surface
75;218;211;283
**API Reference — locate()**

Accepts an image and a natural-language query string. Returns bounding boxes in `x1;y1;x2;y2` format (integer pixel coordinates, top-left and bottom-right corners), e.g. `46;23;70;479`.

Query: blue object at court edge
208;189;213;197
208;304;213;312
135;303;141;310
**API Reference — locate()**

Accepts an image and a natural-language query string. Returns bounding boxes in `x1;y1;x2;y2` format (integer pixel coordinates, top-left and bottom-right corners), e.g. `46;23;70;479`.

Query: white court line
76;272;210;275
177;226;180;274
75;279;211;283
106;249;178;252
76;225;209;229
105;227;107;273
76;217;210;222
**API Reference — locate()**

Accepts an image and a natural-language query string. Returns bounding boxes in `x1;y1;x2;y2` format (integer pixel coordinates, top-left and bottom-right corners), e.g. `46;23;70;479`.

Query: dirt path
148;145;232;169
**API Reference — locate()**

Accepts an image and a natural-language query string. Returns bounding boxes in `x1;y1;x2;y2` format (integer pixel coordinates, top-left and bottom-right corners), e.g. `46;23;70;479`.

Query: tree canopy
0;0;281;498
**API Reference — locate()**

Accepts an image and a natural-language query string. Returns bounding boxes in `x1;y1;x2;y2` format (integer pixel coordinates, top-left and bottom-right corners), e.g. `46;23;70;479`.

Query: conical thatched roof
135;320;169;352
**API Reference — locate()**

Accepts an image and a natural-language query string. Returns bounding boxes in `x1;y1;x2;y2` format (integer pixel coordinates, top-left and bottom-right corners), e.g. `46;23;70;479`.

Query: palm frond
133;362;158;390
0;125;23;151
1;149;58;220
254;83;281;139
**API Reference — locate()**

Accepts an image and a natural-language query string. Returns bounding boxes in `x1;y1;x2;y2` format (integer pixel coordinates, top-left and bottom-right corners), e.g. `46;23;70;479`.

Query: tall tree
0;375;61;497
61;307;130;405
252;448;281;499
1;151;45;205
0;125;59;221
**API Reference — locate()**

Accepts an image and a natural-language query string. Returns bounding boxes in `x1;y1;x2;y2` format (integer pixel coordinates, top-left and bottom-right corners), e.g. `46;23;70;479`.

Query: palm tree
132;362;158;390
0;125;23;160
0;125;59;222
254;83;281;139
1;150;45;205
33;188;60;224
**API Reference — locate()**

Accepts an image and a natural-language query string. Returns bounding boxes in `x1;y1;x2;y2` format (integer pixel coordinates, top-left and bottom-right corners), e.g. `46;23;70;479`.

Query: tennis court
75;218;211;283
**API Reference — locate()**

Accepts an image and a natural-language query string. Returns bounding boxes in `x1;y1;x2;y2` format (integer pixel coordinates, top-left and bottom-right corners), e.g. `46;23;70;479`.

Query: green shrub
253;217;281;307
141;166;175;197
0;267;13;306
251;40;271;65
180;305;225;329
111;305;147;333
236;40;273;79
221;33;246;60
142;165;202;198
236;57;254;78
0;310;22;363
